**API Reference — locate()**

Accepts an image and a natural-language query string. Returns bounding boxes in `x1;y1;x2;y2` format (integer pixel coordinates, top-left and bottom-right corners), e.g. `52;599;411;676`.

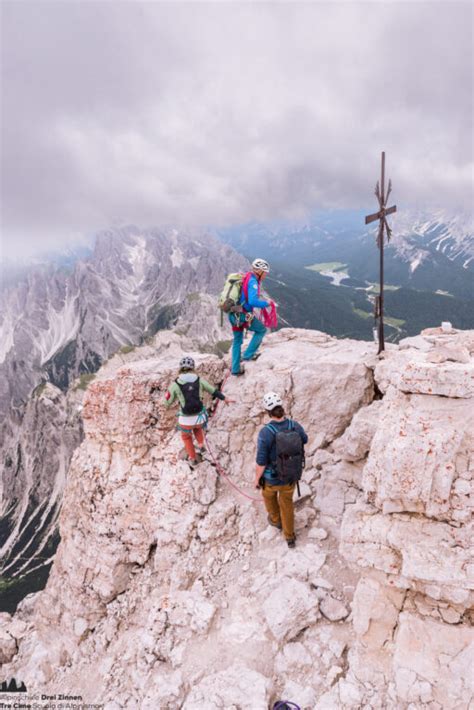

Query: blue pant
229;314;267;374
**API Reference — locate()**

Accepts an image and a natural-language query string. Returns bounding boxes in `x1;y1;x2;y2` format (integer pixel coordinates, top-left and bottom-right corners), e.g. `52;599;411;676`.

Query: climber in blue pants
229;258;271;376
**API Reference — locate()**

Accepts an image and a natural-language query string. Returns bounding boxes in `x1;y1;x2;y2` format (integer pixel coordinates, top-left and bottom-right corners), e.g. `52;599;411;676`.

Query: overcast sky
1;1;472;259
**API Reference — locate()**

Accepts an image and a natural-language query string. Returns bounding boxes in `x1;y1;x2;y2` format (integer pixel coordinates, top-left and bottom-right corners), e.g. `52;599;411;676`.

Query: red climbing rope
205;368;263;504
204;431;263;504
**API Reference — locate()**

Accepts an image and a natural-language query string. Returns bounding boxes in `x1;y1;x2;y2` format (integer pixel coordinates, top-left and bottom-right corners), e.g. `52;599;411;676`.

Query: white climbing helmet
252;258;270;273
179;356;195;370
263;391;283;410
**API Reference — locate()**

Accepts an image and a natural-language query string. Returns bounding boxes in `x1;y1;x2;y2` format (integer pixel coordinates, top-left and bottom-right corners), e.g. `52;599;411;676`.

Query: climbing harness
175;407;208;432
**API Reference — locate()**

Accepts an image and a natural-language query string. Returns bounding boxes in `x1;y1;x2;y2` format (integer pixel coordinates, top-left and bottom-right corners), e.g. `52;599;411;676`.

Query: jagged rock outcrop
0;229;245;593
0;383;83;593
2;327;473;709
325;327;474;709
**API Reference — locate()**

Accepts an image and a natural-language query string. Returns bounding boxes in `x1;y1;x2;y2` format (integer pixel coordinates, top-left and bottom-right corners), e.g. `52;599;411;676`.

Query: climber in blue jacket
229;258;271;376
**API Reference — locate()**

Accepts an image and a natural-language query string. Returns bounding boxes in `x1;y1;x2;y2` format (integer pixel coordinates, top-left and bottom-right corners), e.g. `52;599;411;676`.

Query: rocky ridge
1;327;473;708
0;228;244;588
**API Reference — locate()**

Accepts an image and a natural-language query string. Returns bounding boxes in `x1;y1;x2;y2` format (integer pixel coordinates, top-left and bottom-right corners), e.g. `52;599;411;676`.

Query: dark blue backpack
266;419;305;484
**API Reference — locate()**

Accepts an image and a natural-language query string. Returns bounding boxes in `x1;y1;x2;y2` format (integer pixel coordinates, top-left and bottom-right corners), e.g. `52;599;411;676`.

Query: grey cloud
1;1;472;259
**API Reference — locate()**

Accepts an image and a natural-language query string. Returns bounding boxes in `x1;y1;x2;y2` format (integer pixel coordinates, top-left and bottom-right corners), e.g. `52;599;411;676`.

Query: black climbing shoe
232;368;245;377
287;538;296;549
188;452;203;469
267;515;282;530
244;352;261;361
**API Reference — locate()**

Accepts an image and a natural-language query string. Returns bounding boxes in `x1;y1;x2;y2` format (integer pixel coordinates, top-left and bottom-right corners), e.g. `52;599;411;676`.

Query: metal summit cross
365;151;397;353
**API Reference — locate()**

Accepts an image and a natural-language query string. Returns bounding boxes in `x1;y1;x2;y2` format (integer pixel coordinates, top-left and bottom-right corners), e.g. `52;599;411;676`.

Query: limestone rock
320;596;350;622
278;546;326;582
313;460;363;531
350;575;406;684
182;664;270;709
332;400;383;462
398;334;434;352
341;503;473;607
426;345;470;364
0;627;17;664
308;527;328;540
310;577;333;590
393;612;474;708
362;391;474;522
249;329;374;449
4;326;474;709
274;641;312;673
141;669;184;709
280;680;317;709
167;591;216;633
398;360;474;398
263;578;319;642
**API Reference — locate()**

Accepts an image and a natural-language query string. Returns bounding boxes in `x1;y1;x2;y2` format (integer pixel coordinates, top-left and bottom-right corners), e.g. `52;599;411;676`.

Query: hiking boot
244;352;261;361
287;537;296;549
267;515;282;530
187;452;203;468
232;368;245;377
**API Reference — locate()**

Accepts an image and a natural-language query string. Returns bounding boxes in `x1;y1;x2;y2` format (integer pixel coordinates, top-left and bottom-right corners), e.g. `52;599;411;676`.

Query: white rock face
264;578;319;642
398;359;474;397
182;664;270;709
376;329;474;398
336;329;474;707
332;399;383;462
393;612;474;707
3;327;473;709
0;229;248;576
362;390;473;522
320;596;349;622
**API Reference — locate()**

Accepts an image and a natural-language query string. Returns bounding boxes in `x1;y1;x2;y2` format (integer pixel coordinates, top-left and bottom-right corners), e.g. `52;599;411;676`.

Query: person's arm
246;277;270;309
201;378;235;405
201;378;221;397
255;429;270;487
164;382;178;407
255;464;265;489
296;422;308;445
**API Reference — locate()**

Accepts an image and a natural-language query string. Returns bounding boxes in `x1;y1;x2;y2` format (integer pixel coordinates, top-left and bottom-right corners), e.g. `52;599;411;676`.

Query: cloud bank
1;1;472;258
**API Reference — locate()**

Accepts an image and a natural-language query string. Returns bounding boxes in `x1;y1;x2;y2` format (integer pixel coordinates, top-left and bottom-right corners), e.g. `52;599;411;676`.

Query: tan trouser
262;482;295;540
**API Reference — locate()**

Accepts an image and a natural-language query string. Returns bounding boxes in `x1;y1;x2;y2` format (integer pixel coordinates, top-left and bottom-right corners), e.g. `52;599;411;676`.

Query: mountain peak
3;326;473;707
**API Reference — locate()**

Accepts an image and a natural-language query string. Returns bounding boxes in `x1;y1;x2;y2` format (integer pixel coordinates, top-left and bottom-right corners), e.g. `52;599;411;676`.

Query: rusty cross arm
365;204;397;225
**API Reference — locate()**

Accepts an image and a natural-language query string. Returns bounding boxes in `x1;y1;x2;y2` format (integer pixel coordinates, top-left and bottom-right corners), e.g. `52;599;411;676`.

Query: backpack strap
267;420;294;434
175;376;200;389
242;272;253;305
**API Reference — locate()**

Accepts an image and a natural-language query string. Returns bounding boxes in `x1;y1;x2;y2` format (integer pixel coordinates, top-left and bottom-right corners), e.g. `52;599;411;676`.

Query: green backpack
218;272;244;314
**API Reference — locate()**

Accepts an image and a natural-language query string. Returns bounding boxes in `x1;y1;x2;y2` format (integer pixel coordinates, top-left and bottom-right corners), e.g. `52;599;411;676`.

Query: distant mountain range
218;208;474;340
1;209;473;609
0;227;246;608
